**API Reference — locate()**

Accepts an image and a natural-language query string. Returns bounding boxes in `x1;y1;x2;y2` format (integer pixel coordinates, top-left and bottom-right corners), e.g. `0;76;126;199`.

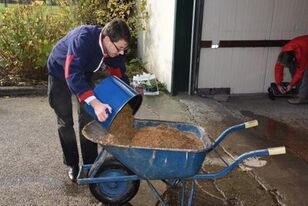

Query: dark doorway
171;0;194;95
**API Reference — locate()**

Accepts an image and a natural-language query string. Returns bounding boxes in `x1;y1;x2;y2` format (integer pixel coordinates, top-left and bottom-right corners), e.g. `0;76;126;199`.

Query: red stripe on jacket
107;67;122;78
78;90;94;102
65;55;74;79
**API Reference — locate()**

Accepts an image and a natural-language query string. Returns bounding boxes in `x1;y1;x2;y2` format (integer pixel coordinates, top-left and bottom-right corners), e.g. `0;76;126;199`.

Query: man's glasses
111;41;129;54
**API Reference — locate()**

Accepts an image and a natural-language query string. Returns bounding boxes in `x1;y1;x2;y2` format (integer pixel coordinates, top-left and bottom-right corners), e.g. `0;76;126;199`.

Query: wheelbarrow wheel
89;157;140;205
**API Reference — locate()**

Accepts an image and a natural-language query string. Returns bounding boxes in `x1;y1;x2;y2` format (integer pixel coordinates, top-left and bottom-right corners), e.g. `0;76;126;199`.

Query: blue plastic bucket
84;76;142;129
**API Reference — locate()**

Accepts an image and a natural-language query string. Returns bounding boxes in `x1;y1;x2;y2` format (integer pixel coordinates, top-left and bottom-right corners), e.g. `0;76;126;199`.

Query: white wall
137;0;176;92
199;0;308;93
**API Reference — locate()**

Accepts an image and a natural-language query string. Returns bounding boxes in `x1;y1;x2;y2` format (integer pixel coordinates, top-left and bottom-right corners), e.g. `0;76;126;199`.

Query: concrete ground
0;91;307;205
177;93;308;206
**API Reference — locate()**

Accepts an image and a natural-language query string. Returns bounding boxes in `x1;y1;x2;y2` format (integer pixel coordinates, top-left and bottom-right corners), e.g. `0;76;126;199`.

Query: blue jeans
288;66;308;98
298;69;308;98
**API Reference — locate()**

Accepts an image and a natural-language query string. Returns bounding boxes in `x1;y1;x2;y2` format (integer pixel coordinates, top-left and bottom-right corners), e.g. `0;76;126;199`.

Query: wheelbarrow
77;119;286;206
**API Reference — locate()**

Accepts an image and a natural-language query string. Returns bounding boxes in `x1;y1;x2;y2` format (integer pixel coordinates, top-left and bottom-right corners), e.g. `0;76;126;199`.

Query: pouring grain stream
107;105;204;150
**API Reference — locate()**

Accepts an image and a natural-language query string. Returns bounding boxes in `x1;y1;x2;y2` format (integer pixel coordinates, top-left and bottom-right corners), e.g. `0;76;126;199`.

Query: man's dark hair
102;18;131;44
277;51;297;68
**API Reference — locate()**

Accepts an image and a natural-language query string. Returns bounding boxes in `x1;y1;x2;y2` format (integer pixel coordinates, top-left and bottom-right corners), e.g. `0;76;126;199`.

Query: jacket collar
99;30;107;58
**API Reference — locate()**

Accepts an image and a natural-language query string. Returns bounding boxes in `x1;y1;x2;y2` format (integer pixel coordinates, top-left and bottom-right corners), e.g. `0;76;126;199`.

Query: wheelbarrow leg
188;181;196;206
88;149;108;177
146;180;168;206
181;179;186;206
162;178;181;188
146;178;197;206
180;179;196;206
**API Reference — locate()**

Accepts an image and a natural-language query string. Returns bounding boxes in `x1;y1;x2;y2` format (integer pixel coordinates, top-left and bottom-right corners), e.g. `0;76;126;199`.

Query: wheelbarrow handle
268;146;286;155
207;120;259;153
244;120;258;128
192;146;286;180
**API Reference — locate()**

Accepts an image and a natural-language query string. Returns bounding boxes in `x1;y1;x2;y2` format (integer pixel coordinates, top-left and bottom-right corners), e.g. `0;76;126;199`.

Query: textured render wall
137;0;176;92
198;0;308;93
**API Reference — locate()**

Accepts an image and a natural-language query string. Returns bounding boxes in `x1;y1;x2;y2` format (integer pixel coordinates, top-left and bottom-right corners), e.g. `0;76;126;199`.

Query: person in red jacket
274;35;308;104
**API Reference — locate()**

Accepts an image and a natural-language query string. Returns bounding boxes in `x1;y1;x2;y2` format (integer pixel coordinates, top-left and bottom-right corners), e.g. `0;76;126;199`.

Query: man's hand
89;99;112;122
277;85;286;94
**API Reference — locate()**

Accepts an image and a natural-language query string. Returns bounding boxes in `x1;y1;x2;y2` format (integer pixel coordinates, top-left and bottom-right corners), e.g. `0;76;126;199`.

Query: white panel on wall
137;0;176;92
264;48;279;91
199;48;269;93
202;0;274;40
270;0;308;39
201;0;236;43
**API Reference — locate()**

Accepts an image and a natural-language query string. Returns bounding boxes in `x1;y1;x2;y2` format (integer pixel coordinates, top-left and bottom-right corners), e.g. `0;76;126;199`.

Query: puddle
241;110;308;162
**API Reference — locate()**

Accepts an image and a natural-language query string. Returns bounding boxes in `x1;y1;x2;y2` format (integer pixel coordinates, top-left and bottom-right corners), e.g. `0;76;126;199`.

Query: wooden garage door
198;0;308;94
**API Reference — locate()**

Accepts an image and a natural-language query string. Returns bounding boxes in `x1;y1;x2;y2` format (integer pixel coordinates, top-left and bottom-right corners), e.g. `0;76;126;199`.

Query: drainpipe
188;0;204;95
170;0;178;95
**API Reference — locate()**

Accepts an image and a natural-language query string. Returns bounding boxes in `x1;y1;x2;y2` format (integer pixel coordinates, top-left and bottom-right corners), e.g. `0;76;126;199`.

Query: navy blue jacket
47;25;128;102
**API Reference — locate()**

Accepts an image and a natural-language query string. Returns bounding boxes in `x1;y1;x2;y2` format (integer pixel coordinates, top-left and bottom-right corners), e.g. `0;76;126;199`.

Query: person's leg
288;68;308;104
48;75;79;167
288;65;296;77
298;69;308;99
77;102;98;164
288;65;302;91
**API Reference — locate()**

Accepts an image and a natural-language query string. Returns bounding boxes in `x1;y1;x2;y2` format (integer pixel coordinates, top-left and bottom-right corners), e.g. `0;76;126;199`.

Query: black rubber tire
89;157;140;205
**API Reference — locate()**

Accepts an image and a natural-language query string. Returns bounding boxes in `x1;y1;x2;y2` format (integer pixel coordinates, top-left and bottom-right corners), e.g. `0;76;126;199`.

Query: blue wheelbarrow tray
82;119;212;180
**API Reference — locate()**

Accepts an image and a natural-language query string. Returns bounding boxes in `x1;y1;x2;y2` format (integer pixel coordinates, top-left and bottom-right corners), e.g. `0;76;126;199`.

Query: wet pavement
178;93;308;206
0;93;307;205
216;94;308;206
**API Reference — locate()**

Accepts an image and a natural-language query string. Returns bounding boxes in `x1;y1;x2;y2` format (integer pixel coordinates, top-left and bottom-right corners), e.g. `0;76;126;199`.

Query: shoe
68;165;79;182
287;98;308;104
